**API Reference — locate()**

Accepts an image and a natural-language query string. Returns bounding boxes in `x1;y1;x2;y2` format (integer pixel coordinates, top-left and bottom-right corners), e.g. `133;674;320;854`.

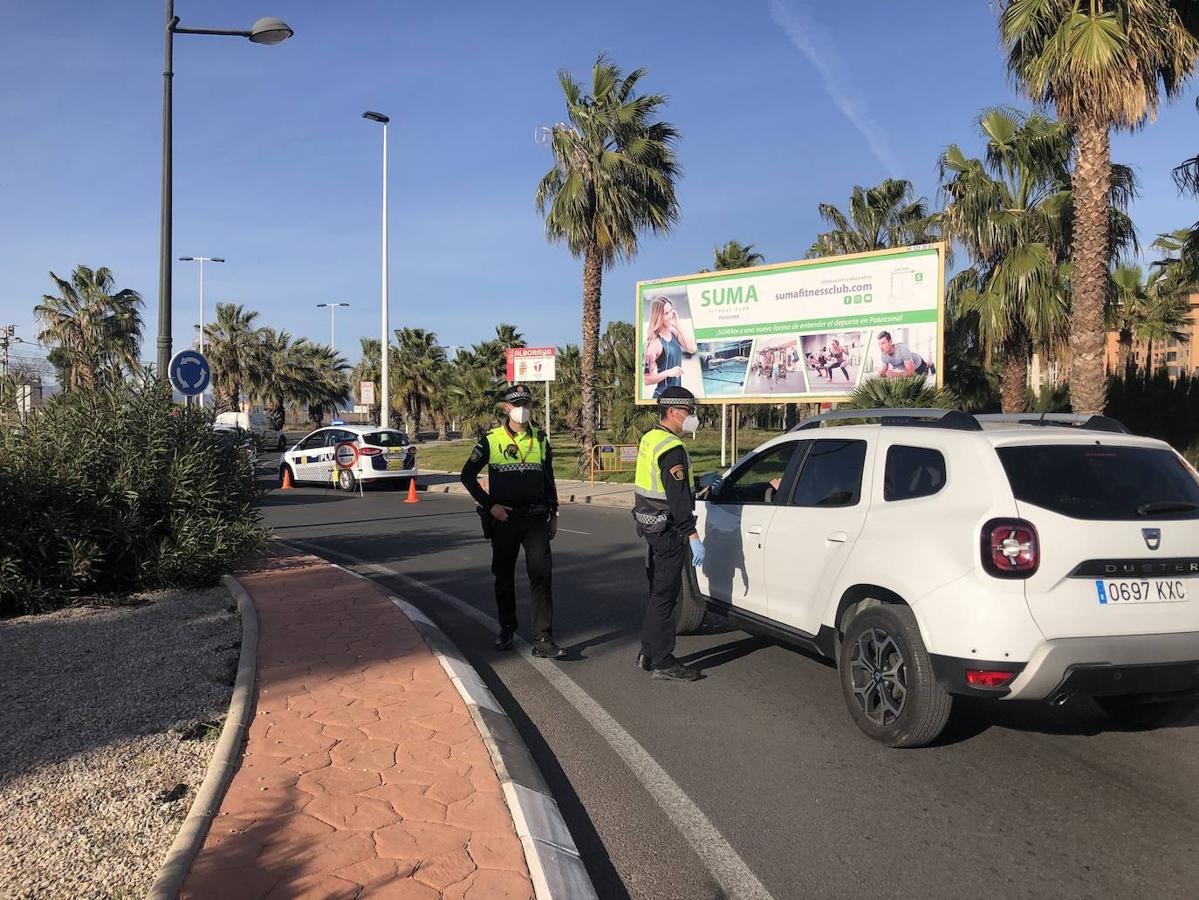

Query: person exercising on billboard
829;339;852;382
643;296;697;399
876;330;929;378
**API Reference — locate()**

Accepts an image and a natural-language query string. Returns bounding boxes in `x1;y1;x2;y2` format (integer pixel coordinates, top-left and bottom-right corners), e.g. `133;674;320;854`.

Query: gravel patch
0;587;241;899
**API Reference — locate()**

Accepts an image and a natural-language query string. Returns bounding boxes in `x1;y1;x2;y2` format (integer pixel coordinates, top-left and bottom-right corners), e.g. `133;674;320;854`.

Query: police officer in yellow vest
460;384;565;659
632;385;704;682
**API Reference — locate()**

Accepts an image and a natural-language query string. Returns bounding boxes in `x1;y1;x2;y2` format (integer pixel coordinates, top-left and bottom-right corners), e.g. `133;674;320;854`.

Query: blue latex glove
689;537;706;568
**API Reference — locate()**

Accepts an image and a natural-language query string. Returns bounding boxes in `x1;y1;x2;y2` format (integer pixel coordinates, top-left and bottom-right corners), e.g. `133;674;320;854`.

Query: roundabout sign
168;350;211;397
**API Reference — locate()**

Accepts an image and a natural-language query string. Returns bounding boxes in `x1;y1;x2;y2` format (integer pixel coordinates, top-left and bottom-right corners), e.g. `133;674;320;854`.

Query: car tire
838;604;952;748
1094;694;1199;729
337;469;356;492
675;565;707;635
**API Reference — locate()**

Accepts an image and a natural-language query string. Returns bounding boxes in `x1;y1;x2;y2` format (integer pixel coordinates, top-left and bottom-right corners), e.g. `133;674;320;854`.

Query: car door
697;440;804;617
763;437;873;635
291;430;329;482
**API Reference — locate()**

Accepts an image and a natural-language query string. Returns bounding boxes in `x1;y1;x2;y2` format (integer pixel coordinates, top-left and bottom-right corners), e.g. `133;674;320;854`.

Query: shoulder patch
669;464;685;481
469;446;484;462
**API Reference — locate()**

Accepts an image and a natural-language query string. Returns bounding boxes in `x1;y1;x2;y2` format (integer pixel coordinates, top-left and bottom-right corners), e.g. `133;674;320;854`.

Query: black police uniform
460;416;559;642
639;427;698;669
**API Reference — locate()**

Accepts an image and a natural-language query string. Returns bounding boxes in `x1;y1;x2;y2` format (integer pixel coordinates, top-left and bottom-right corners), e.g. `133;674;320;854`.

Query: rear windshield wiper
1136;500;1199;516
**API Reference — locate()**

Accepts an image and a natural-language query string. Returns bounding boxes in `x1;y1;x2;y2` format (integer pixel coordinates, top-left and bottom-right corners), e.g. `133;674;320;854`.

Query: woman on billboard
643;296;697;399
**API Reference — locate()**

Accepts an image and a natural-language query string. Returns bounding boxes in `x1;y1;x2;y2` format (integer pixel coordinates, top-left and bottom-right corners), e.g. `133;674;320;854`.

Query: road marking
557;528;590;535
284;539;775;900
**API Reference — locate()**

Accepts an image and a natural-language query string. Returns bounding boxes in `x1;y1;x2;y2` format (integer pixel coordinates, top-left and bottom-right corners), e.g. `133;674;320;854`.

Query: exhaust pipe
1051;690;1073;707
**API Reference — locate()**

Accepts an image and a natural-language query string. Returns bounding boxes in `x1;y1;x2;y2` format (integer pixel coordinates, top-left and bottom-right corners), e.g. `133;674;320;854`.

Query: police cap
657;385;696;411
501;384;533;404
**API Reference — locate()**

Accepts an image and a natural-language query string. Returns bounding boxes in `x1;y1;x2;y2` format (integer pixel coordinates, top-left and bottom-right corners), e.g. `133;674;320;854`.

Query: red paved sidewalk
182;553;534;899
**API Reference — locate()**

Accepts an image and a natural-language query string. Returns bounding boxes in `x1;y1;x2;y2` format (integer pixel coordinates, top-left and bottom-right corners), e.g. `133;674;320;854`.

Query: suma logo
1142;528;1162;551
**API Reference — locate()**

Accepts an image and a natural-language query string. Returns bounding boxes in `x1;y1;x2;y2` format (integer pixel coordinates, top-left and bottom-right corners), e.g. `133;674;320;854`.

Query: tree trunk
1117;330;1132;374
1069;116;1111;415
1147;339;1154;375
579;248;603;476
1000;345;1028;414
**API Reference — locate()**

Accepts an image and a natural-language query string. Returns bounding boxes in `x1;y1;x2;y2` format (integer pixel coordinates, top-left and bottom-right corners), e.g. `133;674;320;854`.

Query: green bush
1106;367;1199;453
0;381;266;615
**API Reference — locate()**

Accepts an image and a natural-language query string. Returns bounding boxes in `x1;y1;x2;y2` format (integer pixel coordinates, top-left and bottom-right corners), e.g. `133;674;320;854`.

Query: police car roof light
331;419;345;426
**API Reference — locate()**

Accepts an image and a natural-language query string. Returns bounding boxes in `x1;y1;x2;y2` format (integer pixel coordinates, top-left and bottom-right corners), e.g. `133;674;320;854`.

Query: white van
214;410;286;452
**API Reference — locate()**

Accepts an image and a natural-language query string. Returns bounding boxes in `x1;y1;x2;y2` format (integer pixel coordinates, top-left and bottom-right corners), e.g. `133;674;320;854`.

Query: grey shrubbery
0;381;266;615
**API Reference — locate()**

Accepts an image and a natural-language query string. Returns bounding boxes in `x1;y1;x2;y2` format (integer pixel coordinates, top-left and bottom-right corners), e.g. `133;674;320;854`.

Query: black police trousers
642;529;686;668
491;515;553;640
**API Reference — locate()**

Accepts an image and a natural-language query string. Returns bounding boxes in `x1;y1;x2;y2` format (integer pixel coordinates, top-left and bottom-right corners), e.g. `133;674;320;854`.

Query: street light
178;256;224;353
156;2;293;379
316;302;350;354
362;111;390;428
179;255;224;408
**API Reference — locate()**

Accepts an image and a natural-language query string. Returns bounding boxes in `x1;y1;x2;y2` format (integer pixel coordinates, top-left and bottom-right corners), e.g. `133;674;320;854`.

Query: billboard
635;244;945;404
506;346;557;382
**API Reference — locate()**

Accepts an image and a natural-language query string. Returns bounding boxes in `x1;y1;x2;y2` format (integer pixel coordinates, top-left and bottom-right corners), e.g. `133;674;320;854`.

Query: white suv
677;409;1199;747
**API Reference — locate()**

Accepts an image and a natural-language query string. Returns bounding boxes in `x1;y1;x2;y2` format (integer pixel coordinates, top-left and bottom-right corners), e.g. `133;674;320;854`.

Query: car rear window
998;444;1199;520
362;430;409;447
884;445;946;501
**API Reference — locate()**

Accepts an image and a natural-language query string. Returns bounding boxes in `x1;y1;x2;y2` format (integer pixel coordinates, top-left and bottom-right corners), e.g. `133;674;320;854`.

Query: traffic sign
334;441;359;469
505;347;556;383
168;350;211;397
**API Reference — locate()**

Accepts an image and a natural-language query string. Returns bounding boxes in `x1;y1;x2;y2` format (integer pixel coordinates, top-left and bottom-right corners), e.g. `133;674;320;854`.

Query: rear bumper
357;466;417;480
1003;632;1199;701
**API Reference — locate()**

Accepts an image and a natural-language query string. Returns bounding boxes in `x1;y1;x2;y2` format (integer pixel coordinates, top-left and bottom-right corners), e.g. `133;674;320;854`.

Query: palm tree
941;109;1074;412
253;329;312;430
295;343;350;427
448;362;500;439
1174;99;1199;265
350;337;382;422
712;240;765;271
536;54;681;473
34;266;143;391
998;0;1199;414
841;375;958;410
1109;264;1151;372
807;179;939;258
203;303;260;411
549;344;584;438
389;327;444;436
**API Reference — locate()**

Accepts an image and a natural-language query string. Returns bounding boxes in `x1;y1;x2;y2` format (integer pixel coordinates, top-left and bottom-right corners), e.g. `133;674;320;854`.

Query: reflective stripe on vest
485;426;545;471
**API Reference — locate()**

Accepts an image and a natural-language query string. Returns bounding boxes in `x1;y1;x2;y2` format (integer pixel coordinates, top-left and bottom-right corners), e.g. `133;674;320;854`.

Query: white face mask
508;405;531;425
683;414;699;432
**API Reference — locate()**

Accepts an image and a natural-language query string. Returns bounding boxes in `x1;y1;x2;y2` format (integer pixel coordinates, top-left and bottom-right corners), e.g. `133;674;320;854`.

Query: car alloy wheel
337;469;355;491
848;626;907;727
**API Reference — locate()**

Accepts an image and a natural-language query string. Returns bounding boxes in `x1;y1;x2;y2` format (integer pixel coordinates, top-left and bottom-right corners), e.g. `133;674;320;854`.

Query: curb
146;575;259;900
386;592;597;900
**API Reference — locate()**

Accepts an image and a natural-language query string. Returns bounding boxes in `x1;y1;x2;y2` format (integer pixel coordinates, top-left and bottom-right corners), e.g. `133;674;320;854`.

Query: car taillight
966;669;1017;689
981;518;1039;578
359;447;383;456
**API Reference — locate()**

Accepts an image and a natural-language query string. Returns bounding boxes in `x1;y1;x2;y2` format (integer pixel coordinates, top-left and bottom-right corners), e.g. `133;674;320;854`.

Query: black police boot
494;627;516;652
652;659;702;682
531;638;566;659
635;652;652;671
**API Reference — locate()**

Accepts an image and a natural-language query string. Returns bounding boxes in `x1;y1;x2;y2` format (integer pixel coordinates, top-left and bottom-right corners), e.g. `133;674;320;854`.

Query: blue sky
2;0;1196;371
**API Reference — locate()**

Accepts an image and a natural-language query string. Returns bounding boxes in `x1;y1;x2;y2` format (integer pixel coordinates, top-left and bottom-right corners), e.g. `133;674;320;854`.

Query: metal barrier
589;443;639;484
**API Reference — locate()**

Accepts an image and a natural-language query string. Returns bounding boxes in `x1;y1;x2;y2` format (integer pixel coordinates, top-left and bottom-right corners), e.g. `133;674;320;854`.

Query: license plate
1096;580;1188;604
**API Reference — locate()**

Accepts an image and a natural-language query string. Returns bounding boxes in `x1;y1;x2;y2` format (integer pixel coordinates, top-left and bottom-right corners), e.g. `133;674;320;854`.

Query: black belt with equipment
476;503;549;539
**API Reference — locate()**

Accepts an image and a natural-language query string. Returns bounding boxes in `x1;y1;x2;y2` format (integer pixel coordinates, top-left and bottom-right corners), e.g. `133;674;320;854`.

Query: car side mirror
695;471;722;499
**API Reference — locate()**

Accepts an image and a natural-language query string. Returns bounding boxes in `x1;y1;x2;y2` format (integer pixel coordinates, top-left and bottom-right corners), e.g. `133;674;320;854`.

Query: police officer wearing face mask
460;384;565;659
632;385;704;682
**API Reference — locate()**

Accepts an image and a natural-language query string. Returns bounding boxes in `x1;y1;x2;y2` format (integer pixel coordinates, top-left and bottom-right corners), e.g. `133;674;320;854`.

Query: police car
280;423;417;491
681;409;1199;747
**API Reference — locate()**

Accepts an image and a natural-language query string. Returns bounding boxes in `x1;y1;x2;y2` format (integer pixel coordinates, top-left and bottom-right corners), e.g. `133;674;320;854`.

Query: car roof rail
974;413;1130;434
789;408;982;432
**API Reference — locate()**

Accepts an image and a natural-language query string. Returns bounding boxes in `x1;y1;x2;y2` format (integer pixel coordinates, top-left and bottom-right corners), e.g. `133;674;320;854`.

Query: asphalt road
259;463;1199;900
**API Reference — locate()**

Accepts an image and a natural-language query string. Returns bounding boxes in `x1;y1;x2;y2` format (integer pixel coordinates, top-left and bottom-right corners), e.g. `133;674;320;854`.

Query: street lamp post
363;111;390;428
316;302;350;354
179;255;224;406
156;2;293;378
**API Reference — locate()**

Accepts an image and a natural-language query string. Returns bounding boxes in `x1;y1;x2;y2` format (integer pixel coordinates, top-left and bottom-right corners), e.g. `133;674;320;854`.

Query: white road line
557;528;590;535
285;539;775;900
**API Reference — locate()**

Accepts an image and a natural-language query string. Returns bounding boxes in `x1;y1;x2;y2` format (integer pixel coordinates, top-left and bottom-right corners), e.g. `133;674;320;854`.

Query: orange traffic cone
403;478;419;504
281;467;294;490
